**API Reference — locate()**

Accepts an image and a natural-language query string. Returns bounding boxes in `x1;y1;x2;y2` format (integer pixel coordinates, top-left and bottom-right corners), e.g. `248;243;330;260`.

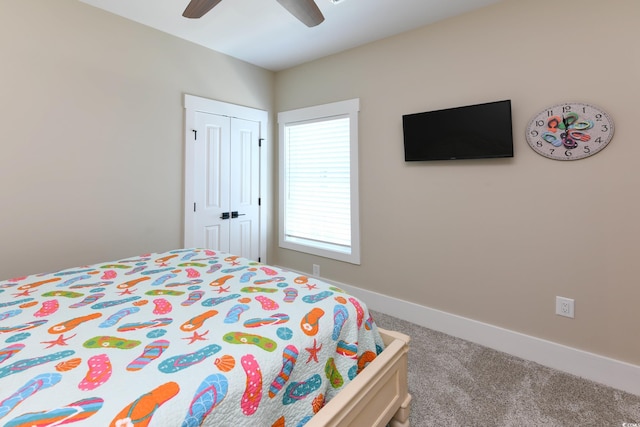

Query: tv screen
403;100;513;161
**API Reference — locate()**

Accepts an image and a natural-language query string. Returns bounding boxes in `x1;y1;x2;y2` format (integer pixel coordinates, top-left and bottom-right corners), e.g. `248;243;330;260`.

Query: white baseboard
290;270;640;397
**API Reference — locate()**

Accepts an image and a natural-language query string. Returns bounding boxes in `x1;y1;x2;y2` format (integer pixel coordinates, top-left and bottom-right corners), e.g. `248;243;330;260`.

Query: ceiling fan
182;0;325;27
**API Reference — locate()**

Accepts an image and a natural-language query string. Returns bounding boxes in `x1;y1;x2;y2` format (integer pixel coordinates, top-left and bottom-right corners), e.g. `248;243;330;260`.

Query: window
278;99;360;264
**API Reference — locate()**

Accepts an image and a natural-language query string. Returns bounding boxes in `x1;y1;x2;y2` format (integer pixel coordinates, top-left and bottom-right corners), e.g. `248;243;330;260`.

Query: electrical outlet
556;296;575;318
312;264;320;277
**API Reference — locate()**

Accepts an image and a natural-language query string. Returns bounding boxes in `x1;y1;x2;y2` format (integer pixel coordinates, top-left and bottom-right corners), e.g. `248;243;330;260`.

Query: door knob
231;211;246;218
220;212;230;220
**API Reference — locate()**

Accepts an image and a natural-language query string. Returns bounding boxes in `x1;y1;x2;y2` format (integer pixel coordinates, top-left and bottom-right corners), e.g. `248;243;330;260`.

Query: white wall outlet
312;264;320;277
556;296;575;318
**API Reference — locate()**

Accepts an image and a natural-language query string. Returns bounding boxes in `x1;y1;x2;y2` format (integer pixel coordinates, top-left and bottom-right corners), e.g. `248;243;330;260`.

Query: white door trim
184;94;268;263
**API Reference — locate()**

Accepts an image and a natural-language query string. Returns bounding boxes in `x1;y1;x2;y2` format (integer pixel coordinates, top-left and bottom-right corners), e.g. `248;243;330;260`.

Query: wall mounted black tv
403;99;513;161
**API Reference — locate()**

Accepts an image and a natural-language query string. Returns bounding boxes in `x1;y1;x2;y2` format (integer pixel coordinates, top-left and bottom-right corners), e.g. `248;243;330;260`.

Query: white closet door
228;117;260;261
184;95;267;262
189;113;261;260
192;111;231;252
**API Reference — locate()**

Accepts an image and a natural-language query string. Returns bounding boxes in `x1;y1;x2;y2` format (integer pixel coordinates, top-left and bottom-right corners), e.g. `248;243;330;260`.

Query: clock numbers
525;102;614;160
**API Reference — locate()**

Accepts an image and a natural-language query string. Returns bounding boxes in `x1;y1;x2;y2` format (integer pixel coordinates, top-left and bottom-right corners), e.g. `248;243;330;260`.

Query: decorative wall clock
525;102;614;160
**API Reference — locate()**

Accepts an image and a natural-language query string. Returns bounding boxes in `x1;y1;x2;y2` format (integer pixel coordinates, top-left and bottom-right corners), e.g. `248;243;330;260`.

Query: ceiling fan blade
182;0;223;19
276;0;325;27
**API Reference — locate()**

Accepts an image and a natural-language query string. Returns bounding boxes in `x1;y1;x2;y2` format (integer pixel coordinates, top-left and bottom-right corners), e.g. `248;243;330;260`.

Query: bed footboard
307;328;411;427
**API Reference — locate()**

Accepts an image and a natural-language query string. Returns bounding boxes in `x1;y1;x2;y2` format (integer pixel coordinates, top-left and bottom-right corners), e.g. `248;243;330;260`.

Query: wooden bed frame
307;328;412;427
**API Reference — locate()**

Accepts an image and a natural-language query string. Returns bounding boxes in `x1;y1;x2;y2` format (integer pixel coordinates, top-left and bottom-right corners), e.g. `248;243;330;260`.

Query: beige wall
274;0;640;365
0;0;274;278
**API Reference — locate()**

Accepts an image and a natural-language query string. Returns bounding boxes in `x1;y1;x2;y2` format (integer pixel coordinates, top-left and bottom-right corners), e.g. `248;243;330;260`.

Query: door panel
205;225;223;251
235;220;253;259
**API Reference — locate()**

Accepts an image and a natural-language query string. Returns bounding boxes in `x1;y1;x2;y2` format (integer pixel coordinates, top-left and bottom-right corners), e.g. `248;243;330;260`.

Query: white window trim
278;98;360;264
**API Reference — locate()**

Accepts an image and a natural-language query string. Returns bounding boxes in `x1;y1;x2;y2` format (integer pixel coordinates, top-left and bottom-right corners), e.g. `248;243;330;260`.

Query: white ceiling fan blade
276;0;325;27
182;0;223;19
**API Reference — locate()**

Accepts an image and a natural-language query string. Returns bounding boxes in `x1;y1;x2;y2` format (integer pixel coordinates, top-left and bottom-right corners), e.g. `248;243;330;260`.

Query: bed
0;248;410;426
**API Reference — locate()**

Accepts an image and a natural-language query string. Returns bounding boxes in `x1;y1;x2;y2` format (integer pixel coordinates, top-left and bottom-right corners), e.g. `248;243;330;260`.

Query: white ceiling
79;0;502;71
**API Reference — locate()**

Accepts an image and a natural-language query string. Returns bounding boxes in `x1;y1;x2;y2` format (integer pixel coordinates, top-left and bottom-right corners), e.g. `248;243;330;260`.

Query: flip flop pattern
0;249;384;426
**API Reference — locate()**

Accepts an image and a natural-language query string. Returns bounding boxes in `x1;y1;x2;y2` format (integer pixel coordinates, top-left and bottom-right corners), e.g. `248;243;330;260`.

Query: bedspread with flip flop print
0;249;384;426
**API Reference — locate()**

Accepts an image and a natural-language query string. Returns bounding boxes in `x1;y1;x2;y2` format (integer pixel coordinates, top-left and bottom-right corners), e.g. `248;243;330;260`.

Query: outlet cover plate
556;296;575;318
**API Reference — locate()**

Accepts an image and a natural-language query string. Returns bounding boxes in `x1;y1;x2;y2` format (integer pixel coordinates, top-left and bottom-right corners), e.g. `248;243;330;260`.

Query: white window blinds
278;99;360;264
284;116;351;248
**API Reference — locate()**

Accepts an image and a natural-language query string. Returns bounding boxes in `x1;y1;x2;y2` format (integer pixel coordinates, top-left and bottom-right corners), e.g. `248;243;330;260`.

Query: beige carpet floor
371;310;640;426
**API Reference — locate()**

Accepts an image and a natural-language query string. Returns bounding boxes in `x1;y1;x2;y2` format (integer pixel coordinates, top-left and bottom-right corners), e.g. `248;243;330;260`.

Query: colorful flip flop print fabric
0;249;384;426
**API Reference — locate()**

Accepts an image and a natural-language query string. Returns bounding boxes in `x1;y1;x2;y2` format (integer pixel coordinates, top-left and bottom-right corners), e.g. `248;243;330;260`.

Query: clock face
525;102;614;160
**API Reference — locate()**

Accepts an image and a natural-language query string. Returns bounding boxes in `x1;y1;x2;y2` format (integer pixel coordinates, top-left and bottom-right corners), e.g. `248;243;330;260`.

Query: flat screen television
402;99;513;161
